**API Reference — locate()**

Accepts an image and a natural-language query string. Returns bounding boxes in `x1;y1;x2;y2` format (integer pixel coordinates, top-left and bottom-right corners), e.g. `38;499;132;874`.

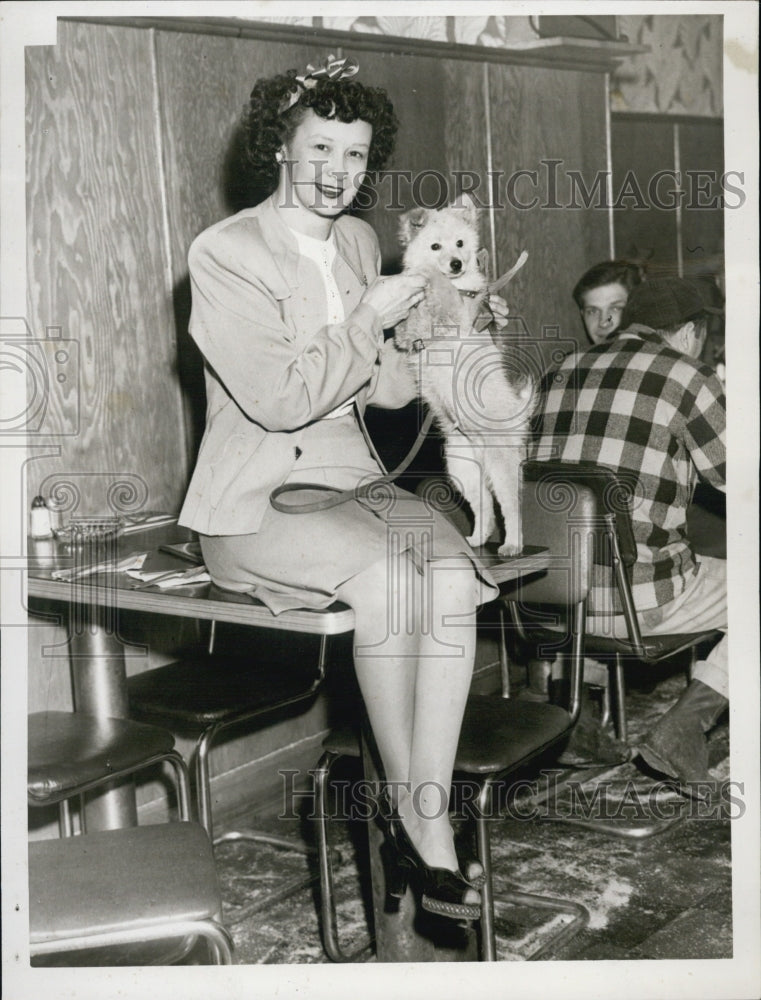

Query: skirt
199;414;498;615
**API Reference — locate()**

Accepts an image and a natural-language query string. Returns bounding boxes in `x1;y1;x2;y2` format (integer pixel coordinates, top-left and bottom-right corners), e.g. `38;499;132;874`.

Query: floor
209;669;733;964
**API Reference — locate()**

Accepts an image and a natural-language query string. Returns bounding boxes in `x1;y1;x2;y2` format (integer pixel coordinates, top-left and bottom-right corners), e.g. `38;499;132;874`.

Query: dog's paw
497;541;523;558
466;531;489;549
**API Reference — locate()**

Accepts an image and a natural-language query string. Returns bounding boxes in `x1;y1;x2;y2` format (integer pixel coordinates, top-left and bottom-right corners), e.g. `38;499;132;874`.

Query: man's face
579;281;629;344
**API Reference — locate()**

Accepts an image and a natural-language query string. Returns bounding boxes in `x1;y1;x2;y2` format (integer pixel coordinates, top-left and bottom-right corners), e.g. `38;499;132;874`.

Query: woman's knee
337;552;405;618
427;559;479;616
337;552;478;631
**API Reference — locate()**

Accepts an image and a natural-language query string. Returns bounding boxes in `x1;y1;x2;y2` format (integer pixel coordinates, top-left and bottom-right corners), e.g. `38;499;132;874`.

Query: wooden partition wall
26;16;614;515
25;16;620;825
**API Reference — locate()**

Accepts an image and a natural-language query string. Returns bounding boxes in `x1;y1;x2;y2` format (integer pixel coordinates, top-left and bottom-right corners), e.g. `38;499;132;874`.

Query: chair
29;821;233;964
28;712;232;965
500;460;722;840
127;587;355;906
28;710;191;835
312;469;599;962
508;461;723;748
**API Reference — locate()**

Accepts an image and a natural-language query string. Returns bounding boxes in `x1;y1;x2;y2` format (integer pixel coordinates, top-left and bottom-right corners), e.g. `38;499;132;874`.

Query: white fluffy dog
394;194;534;556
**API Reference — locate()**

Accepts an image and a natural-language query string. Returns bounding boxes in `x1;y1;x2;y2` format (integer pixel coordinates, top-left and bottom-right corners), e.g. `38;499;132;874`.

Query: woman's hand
362;273;428;329
489;294;510;329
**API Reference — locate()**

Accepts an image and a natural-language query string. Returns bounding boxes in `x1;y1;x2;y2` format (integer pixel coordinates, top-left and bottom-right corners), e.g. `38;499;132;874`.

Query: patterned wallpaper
611;15;723;117
249;15;537;46
249;13;724;118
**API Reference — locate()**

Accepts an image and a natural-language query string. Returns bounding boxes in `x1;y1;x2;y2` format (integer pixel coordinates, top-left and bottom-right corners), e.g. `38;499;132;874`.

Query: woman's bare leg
402;558;477;871
337;550;479;892
336;553;418;788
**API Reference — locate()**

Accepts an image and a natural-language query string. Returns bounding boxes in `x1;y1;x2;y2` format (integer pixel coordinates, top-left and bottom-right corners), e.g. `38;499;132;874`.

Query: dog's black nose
450;259;462;273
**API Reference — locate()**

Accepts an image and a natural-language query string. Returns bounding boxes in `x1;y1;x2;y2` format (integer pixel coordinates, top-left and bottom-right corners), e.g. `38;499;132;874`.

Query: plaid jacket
531;327;726;612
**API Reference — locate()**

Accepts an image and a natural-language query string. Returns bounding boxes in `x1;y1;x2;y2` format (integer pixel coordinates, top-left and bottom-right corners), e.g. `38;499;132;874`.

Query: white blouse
291;227;355;420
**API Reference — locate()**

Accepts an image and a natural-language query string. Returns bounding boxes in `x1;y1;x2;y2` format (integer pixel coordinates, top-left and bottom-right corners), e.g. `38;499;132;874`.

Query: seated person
572;259;644;345
692;272;726;382
522;258;644;756
531;277;727;795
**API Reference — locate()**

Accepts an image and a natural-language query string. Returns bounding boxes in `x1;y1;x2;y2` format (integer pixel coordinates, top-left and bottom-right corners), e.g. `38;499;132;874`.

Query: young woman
179;57;500;920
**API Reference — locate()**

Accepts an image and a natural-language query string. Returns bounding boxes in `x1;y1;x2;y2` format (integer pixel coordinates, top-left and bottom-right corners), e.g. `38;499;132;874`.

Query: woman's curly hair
243;69;398;196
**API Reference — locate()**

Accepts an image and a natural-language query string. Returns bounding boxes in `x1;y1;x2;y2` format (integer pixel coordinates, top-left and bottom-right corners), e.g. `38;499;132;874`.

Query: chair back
523;460;638;568
519;459;645;650
514;461;600;607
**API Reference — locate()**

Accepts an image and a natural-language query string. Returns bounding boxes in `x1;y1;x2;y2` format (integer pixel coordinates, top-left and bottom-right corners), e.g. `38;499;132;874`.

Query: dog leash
269;406;435;514
270;251;529;516
488;250;528;295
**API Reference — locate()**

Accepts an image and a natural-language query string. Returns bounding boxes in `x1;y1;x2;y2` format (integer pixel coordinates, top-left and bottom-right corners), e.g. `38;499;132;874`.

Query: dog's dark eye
456;240;464;248
430;243;441;251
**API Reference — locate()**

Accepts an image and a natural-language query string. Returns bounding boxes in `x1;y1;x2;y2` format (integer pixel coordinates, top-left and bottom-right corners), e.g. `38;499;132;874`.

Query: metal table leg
67;568;137;831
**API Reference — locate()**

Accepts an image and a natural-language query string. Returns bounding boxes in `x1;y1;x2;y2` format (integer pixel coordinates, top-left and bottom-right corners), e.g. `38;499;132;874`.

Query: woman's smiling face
280;110;372;221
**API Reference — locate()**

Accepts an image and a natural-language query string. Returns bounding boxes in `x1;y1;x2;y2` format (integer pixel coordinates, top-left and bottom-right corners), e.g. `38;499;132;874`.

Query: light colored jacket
179;196;416;535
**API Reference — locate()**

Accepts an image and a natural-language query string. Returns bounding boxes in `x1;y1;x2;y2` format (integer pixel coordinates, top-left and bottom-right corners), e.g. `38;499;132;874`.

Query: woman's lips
316;183;344;199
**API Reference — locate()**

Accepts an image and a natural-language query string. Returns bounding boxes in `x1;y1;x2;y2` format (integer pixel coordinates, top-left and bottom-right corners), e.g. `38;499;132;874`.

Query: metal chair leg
498;604;511;698
599;680;612;730
474;781;497;961
58;799;74;837
194;724;320;912
474;775;590;961
313;749;373;962
612;654;628;742
165;749;192;822
496;887;590;961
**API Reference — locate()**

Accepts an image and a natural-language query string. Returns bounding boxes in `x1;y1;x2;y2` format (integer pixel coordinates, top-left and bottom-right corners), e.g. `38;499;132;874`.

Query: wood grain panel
442;59;491;265
25;21;186;515
155;31;328;260
337;46;450;270
488;64;609;363
611;116;678;278
679;118;724;282
334;49;465;479
154;32;331;455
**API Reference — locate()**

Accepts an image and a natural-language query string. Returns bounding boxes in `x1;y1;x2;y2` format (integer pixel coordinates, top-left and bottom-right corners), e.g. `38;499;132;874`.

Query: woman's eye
349;150;367;160
431;243;441;251
314;144;329;153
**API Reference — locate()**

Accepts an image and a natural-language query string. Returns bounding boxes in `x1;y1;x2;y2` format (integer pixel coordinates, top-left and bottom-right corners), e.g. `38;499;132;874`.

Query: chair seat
128;657;317;731
587;629;722;662
28;711;175;805
29;822;221;944
321;696;572;778
322;725;363;759
526;626;722;664
457;695;572;774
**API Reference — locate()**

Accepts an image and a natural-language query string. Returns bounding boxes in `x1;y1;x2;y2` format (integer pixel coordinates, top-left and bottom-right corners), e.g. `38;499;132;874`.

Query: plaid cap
622;277;722;330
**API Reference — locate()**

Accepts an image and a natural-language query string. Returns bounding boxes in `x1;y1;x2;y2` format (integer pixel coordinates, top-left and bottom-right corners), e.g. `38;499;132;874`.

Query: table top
26;523;550;634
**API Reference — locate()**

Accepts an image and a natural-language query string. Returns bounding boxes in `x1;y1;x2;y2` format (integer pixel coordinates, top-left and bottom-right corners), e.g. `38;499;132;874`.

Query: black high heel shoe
382;811;482;922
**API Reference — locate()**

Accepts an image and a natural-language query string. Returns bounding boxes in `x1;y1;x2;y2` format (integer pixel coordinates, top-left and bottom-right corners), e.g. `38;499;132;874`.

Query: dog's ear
399;207;429;246
450;192;480;229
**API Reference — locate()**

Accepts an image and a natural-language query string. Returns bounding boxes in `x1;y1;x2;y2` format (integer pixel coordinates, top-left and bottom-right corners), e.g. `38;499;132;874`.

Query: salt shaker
30;495;53;539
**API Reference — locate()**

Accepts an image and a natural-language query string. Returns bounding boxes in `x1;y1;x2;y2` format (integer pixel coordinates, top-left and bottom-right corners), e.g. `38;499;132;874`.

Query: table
27;522;359;829
27;523;550;958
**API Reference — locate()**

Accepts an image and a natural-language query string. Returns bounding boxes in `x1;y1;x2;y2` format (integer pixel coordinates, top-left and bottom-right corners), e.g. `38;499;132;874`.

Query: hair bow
279;55;360;115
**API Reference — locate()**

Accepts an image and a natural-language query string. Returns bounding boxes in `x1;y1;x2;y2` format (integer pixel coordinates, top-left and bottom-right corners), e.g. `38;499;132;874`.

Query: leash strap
269;407;435;514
